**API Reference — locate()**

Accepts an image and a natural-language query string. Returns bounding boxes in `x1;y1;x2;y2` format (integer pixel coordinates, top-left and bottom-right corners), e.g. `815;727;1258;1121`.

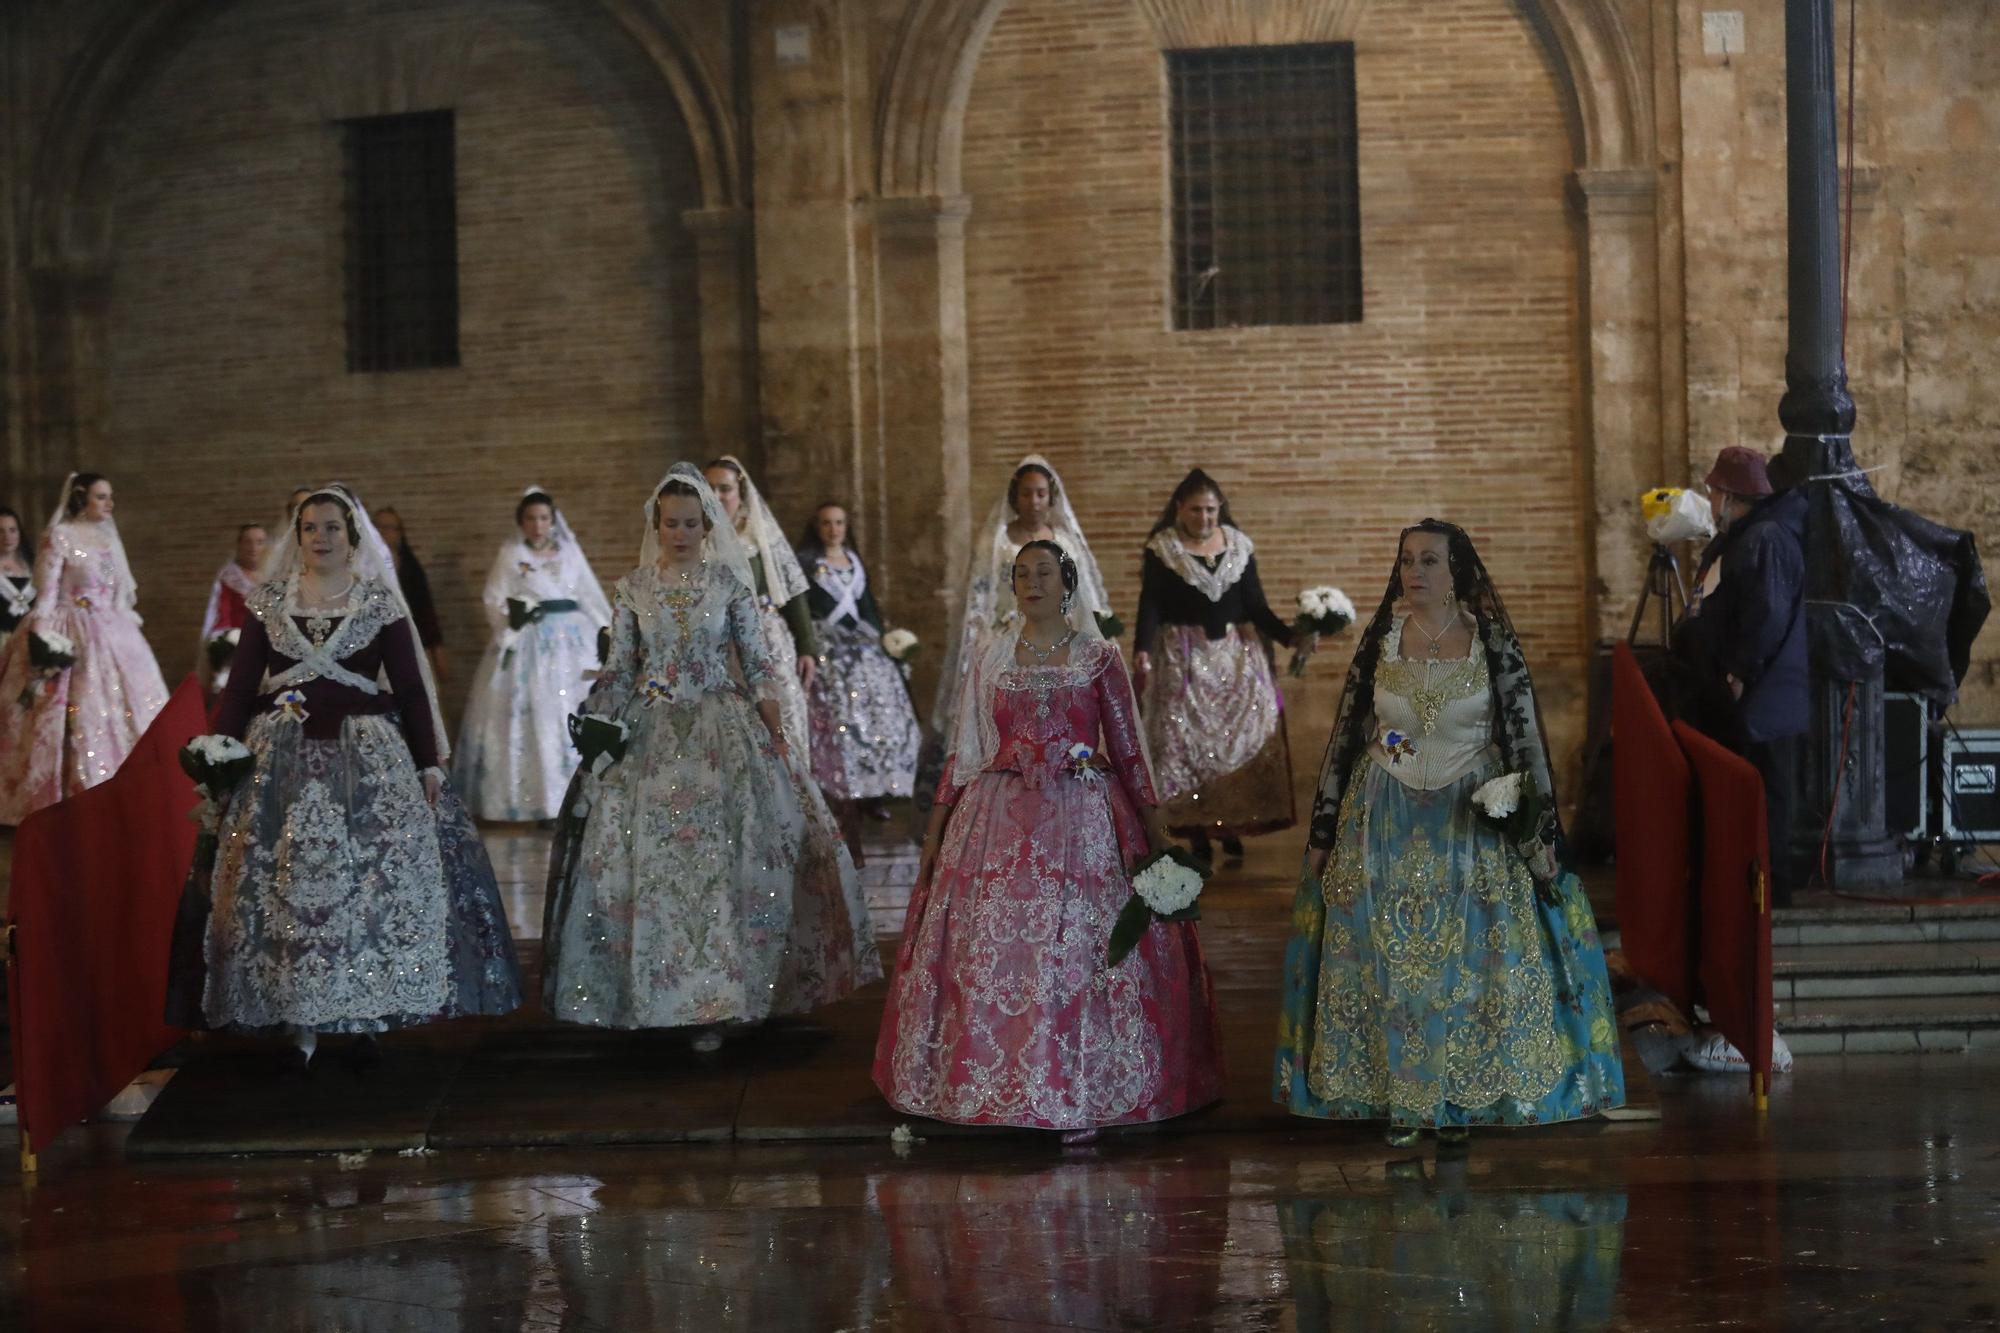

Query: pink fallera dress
0;525;169;824
874;638;1223;1130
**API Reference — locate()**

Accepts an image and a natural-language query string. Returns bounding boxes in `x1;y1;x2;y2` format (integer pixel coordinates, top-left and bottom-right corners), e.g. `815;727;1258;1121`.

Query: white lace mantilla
1146;527;1254;603
250;576;403;697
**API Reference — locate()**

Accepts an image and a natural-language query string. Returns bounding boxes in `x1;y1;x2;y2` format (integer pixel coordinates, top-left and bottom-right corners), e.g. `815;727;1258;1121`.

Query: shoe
1384;1125;1421;1149
1187;831;1213;866
1060;1127;1101;1148
691;1028;724;1055
1435;1126;1470;1152
865;800;894;822
1220;836;1244;861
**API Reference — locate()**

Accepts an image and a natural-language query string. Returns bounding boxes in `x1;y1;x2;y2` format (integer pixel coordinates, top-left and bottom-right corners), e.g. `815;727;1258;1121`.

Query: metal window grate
1169;44;1362;330
342;110;460;372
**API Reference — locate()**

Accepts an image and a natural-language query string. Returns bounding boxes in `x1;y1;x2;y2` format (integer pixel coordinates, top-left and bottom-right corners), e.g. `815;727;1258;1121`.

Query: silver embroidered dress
542;483;880;1030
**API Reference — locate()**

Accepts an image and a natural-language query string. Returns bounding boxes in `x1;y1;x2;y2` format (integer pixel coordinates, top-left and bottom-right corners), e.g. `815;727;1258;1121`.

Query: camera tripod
1627;542;1692;647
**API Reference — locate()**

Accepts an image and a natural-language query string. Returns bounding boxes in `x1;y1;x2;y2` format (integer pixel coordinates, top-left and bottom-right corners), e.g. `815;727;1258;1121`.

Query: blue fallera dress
1274;615;1624;1128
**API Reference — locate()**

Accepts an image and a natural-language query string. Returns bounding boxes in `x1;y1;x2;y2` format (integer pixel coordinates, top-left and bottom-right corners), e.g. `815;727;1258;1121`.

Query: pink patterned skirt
873;764;1223;1130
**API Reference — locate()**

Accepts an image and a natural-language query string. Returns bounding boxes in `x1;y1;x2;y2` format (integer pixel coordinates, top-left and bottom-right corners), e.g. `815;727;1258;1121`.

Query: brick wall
959;0;1590;782
85;0;705;724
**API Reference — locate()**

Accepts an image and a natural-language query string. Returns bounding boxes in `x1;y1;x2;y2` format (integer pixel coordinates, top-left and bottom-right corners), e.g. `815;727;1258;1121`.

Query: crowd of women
0;456;1622;1148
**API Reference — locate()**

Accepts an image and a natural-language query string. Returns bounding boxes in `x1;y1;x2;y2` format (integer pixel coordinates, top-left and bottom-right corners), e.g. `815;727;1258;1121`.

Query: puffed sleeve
1095;645;1158;807
729;584;781;690
26;534;63;624
379;616;440;770
479;541;515;636
212;614;273;740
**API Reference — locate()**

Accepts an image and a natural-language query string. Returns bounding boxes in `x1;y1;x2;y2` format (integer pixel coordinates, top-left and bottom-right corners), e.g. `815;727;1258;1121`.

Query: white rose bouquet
1471;770;1558;885
1289;586;1355;677
18;629;76;707
179;733;256;831
881;627;919;671
1107;846;1209;968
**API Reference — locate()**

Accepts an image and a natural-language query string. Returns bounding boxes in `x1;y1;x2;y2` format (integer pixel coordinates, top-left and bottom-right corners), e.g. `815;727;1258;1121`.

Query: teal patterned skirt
1274;756;1624;1128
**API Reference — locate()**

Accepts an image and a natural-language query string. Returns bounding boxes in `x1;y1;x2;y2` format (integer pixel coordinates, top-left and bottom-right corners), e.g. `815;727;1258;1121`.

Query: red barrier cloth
1611;643;1696;1012
7;677;204;1153
1673;719;1775;1087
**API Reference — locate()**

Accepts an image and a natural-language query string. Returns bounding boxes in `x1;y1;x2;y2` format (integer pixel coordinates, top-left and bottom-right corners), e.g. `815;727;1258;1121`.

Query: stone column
1568;167;1663;642
744;0;865;520
682;206;758;462
871;193;971;712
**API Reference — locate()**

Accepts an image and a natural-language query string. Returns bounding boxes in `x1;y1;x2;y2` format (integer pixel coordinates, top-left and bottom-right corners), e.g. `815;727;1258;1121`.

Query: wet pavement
5;831;2000;1328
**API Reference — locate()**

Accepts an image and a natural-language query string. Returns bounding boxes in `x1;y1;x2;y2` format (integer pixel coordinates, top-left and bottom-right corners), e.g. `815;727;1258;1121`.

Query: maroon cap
1705;446;1773;498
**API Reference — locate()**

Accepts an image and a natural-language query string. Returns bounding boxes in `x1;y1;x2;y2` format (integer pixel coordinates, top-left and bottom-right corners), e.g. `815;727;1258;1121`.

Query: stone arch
878;0;1649;194
28;0;741;270
872;0;1664;643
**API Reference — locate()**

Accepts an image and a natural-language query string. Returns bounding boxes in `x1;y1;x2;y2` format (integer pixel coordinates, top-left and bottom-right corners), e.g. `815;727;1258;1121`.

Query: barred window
342;110;460;372
1169;44;1362;330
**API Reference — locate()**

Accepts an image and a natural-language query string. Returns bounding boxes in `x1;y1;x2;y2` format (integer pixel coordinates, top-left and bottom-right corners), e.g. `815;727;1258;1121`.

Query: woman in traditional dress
452;487;612;821
541;464;879;1051
702;456;817;757
916;456;1112;814
797;502;922;837
374;506;448;684
0;473;170;825
876;541;1221;1145
1274;519;1624;1147
1133;469;1308;865
197;523;267;692
200;485;521;1067
0;507;35;654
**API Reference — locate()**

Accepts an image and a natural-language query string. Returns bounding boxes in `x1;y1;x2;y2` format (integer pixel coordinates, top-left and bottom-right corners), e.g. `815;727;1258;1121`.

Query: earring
1061;590;1075;614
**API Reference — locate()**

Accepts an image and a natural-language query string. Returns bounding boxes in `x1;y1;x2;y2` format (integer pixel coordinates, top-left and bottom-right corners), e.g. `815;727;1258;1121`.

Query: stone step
1777;993;2000;1056
1776;907;2000;948
1775;941;2000;1000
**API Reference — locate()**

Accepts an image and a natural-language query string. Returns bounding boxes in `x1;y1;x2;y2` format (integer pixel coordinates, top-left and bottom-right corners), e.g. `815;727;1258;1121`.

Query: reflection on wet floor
6;829;2000;1329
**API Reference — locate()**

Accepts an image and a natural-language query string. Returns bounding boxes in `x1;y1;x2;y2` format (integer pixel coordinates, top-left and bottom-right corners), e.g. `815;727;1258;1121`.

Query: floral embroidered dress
452;535;612;820
0;523;169;825
801;551;921;800
1274;615;1623;1129
1134;525;1297;839
541;561;879;1029
874;636;1223;1130
201;576;522;1032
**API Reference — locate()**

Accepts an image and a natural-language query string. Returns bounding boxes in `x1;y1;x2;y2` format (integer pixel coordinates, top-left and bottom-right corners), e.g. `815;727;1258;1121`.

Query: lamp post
1777;0;1900;888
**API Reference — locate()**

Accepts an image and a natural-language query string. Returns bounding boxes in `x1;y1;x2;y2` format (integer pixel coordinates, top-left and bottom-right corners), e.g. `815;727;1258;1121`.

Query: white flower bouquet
881;628;919;663
1107;846;1209;968
26;629;74;671
206;627;241;674
1471;770;1557;882
1289;586;1355;677
178;734;256;822
568;712;630;776
17;629;76;706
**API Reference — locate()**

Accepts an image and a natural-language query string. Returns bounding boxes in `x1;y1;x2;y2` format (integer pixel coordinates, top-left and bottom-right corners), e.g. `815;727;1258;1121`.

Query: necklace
1408;610;1455;660
1019;628;1076;663
298;573;355;647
